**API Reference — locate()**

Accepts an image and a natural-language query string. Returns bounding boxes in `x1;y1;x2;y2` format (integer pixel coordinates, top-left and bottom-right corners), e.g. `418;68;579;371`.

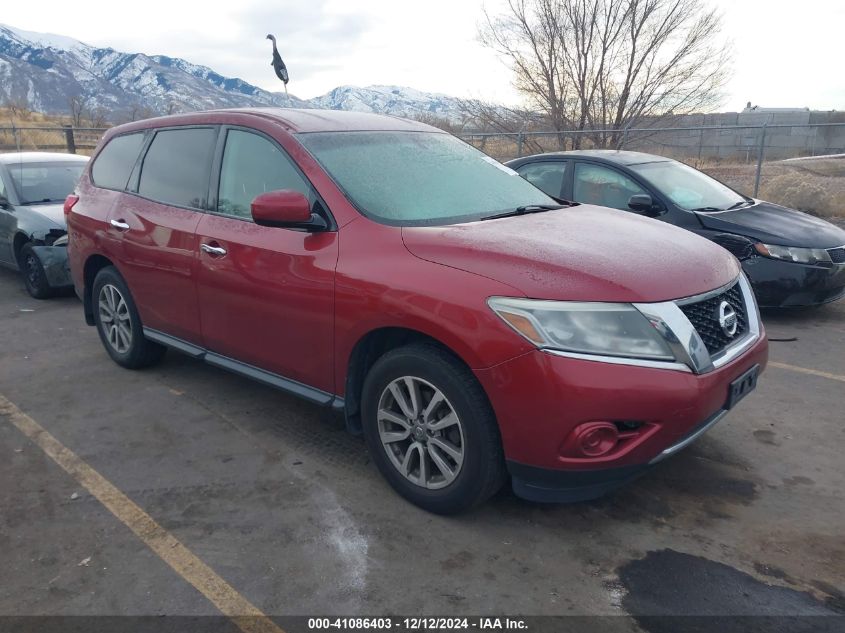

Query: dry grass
704;158;844;218
0;108;104;155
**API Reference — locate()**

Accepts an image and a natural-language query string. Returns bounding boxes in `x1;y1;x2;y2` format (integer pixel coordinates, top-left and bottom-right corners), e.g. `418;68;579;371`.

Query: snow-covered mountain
0;24;469;123
310;85;467;123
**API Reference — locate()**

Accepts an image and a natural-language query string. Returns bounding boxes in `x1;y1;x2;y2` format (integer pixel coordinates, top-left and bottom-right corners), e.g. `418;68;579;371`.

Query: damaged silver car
0;152;88;298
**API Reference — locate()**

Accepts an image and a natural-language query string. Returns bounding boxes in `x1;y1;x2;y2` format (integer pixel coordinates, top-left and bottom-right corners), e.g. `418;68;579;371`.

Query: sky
2;0;843;111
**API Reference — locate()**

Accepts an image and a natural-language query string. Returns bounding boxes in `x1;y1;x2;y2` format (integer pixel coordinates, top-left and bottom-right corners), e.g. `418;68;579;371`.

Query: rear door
111;126;217;343
194;127;338;393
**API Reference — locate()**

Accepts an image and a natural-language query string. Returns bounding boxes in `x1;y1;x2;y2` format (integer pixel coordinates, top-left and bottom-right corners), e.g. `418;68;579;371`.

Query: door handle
110;219;130;231
200;243;227;257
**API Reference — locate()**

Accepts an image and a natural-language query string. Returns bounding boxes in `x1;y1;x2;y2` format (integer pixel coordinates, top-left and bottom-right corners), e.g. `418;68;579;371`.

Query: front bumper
743;256;845;307
507;408;729;502
30;245;73;288
473;333;768;503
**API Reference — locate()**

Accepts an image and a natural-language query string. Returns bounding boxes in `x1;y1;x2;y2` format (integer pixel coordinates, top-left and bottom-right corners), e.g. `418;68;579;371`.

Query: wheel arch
342;327;477;435
12;231;31;268
82;254;116;325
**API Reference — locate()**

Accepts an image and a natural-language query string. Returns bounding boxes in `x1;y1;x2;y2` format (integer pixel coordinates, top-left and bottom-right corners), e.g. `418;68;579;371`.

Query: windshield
630;160;747;211
8;161;86;204
297;131;555;225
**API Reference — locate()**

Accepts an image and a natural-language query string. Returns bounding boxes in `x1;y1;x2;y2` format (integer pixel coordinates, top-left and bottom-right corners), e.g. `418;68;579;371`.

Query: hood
402;206;740;303
695;200;845;248
24;203;66;229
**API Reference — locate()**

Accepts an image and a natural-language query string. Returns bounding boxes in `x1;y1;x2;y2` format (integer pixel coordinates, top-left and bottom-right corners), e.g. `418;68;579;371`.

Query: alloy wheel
98;284;132;354
377;376;465;489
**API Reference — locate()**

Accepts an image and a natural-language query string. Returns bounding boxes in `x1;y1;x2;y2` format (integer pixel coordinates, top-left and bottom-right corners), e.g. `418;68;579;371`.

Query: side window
217;129;313;219
573;163;647;211
138;128;217;209
517;162;566;198
91;133;145;191
0;173;7;200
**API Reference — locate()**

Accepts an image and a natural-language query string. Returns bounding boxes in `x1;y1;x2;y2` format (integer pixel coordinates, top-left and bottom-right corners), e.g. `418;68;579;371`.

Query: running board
143;327;343;409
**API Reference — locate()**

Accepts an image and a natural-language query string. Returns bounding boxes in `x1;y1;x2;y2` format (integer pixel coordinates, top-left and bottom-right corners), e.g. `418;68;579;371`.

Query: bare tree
67;93;91;127
88;106;109;128
480;0;731;147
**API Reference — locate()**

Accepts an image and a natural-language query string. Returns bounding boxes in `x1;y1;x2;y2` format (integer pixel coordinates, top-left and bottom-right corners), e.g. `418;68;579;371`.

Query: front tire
92;266;165;369
361;344;506;514
20;243;53;299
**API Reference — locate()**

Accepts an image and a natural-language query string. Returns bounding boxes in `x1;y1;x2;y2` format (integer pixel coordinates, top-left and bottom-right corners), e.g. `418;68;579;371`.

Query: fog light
574;422;619;457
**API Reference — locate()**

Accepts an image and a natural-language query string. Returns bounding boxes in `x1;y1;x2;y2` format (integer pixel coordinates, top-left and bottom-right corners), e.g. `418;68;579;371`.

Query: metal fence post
516;132;524;158
696;126;705;167
63;125;77;154
753;123;767;197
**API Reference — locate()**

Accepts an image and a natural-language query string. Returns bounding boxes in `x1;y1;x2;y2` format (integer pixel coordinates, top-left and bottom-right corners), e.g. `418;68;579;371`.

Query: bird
266;34;289;86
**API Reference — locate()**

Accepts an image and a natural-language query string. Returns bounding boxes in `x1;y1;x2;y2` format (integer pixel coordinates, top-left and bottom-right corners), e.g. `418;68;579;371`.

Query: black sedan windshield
298;131;555;225
631;160;747;211
9;162;86;204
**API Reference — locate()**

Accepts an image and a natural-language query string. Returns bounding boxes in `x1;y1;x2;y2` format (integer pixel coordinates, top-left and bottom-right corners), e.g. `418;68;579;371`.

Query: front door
195;128;338;394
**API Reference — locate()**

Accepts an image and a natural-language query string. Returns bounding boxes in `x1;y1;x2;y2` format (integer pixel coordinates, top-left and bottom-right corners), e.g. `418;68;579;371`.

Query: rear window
138;128;217;209
91;133;145;190
8;162;87;204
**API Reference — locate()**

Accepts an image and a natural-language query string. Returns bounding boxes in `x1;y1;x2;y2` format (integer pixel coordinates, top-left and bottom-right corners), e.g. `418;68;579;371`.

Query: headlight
488;297;674;360
754;243;831;265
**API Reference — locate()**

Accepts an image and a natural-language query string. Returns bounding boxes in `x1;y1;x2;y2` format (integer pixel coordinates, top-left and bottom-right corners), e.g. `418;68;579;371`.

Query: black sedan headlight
754;243;832;265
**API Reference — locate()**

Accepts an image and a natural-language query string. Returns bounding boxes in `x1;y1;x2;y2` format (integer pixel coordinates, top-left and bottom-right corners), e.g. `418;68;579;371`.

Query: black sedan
0;152;88;298
505;150;845;308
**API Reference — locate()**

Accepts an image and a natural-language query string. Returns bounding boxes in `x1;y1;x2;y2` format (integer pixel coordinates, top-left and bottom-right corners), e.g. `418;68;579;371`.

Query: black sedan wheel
19;243;53;299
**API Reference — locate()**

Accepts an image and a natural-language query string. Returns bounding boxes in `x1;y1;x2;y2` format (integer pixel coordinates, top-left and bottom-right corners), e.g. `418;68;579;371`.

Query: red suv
66;109;768;513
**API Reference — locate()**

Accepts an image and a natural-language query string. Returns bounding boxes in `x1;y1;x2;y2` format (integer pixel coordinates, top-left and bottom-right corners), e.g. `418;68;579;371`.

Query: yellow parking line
0;394;284;633
768;361;845;383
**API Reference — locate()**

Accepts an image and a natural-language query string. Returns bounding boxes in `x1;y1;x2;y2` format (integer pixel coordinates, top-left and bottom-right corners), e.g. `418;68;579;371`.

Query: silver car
0;152;88;298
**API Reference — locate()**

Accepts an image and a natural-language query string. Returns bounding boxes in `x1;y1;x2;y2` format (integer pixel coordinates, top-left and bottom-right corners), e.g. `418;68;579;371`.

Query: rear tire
361;343;506;514
92;266;166;369
20;243;53;299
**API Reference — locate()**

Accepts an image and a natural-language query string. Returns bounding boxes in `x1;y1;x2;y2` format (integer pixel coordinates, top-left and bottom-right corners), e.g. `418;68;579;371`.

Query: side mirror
628;194;662;217
251;190;327;231
0;194;11;210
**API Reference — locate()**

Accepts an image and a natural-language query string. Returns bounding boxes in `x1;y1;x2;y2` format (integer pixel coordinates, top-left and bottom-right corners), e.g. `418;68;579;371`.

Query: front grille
679;283;748;356
828;247;845;264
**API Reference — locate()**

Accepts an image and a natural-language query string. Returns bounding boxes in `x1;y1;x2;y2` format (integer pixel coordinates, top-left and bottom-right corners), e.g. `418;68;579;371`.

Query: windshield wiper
690;206;723;212
481;204;565;221
724;200;753;210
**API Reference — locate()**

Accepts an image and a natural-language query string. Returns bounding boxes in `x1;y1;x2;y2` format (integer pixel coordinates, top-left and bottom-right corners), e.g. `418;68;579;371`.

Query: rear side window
138;128;217;209
217;129;313;219
517;162;567;198
91;133;145;190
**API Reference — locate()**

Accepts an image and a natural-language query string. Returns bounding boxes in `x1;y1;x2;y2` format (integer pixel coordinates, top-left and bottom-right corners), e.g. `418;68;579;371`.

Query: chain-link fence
1;122;842;218
0;126;108;156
